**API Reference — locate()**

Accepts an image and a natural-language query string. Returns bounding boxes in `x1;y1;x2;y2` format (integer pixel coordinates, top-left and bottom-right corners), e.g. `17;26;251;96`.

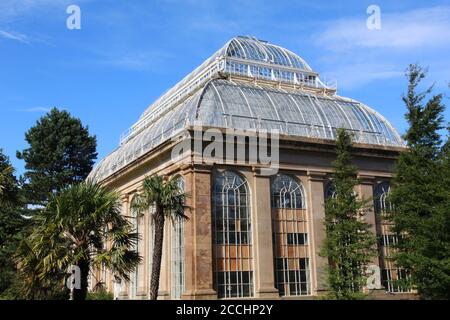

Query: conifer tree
390;64;450;299
321;129;376;299
17;108;97;206
0;149;24;296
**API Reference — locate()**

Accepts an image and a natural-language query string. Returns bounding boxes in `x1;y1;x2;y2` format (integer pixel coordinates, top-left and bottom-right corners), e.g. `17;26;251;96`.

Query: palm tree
133;175;188;300
15;239;68;300
17;182;141;300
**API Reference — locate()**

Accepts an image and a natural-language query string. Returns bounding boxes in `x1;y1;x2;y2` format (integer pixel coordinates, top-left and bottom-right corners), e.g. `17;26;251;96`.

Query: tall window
129;196;139;299
100;225;108;289
374;182;410;293
271;174;311;296
171;177;185;299
148;203;155;297
213;170;254;298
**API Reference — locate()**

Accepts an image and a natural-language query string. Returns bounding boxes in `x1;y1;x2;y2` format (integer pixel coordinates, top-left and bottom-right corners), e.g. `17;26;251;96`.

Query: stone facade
91;131;415;300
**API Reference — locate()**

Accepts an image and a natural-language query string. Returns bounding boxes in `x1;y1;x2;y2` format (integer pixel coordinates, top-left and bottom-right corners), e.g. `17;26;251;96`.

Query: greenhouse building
89;36;413;299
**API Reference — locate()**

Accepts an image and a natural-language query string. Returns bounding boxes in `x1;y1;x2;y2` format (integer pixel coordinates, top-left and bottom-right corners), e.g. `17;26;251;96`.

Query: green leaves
16;182;141;300
390;64;450;299
402;64;444;153
0;151;19;209
133;175;189;222
17;108;97;206
322;129;376;300
0;150;25;298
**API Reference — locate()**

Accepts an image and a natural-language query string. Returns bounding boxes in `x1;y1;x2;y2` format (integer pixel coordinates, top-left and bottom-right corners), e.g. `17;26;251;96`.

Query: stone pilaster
251;169;279;299
181;170;194;299
306;170;328;295
357;175;380;266
181;165;217;300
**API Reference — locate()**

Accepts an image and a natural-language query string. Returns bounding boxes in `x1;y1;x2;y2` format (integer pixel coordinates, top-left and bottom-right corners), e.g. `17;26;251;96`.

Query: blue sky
1;0;449;176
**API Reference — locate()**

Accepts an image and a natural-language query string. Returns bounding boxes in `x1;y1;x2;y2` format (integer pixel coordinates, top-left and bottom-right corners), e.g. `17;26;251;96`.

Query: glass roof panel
226;36;312;71
89;37;404;182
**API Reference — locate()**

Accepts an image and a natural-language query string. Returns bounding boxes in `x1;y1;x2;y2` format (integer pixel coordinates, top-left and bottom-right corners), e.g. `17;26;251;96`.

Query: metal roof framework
89;36;404;181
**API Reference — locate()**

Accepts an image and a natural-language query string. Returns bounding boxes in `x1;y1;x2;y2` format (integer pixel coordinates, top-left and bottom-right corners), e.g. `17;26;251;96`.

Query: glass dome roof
136;36;321;126
89;37;405;182
224;36;313;71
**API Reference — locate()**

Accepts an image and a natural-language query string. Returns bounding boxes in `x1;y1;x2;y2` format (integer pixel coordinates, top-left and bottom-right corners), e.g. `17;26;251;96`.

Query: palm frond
16;181;142;299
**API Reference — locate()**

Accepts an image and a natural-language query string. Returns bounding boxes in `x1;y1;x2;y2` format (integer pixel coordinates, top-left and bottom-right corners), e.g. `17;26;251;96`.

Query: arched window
374;182;391;214
271;174;311;296
374;182;410;293
272;174;305;208
171;176;185;299
129;196;139;299
213;170;253;298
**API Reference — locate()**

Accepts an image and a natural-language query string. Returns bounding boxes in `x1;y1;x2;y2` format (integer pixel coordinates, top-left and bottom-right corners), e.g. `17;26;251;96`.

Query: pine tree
0;151;18;208
321;129;376;299
17;108;97;206
389;64;449;299
437;125;450;297
0;149;24;296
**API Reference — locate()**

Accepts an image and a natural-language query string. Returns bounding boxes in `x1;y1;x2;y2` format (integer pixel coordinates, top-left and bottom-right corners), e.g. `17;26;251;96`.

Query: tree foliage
321;129;376;299
0;150;18;208
16;182;140;300
0;150;25;297
390;65;450;299
17;108;97;205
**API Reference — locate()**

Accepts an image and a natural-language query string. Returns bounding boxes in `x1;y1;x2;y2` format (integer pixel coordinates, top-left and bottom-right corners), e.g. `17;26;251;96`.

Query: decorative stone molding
358;174;375;186
307;170;327;182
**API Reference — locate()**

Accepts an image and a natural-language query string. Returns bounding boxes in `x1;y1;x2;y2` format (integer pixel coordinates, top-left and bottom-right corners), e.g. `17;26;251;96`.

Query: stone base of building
365;289;419;300
255;288;281;299
181;289;218;300
157;290;170;300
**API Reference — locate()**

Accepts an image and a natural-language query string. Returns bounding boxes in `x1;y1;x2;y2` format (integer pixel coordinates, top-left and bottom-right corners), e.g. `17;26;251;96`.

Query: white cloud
313;6;450;90
0;30;29;43
99;50;174;71
0;0;80;22
321;63;403;90
17;107;51;113
316;6;450;51
0;0;91;44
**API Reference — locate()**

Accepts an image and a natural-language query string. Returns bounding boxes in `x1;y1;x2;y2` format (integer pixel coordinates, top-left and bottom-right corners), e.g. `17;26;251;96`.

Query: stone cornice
307;170;327;182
